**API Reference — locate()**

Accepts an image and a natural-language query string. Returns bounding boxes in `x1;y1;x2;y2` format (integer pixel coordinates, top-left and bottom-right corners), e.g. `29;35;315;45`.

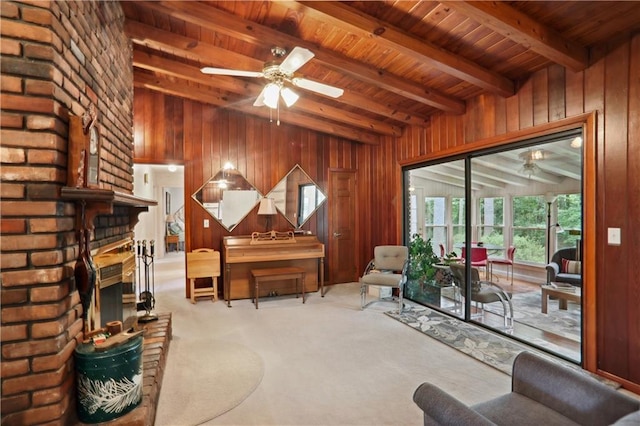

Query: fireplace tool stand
137;239;157;323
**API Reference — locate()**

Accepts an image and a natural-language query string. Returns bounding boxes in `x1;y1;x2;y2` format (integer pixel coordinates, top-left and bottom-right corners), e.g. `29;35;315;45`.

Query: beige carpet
155;338;264;425
152;253;512;425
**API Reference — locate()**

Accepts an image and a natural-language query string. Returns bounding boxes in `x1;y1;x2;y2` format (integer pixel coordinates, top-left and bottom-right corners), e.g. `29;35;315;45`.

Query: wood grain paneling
392;34;640;392
628;34;640;385
600;39;630;377
133;33;640;392
134;89;186;164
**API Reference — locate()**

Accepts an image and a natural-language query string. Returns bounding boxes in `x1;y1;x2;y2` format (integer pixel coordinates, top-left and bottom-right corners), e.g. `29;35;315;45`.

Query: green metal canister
74;335;143;423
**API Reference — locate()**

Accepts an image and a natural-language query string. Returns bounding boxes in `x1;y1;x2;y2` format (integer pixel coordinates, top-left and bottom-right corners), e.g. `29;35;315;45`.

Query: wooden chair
186;248;221;304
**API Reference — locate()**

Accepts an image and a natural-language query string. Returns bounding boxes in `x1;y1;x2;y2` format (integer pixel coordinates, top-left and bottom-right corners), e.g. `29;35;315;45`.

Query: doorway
403;130;584;363
133;164;185;258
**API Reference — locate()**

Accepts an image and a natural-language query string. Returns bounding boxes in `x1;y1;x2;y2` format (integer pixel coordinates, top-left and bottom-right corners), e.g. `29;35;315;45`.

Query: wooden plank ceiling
122;1;640;145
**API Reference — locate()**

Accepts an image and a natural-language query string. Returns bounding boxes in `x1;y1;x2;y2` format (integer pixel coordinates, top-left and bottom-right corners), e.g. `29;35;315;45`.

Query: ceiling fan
200;46;344;110
518;149;547;177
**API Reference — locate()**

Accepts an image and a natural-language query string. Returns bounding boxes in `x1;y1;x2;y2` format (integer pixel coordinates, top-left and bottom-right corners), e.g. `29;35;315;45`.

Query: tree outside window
479;197;504;248
557;193;582;249
451;197;465;244
424;197;446;254
512;195;546;263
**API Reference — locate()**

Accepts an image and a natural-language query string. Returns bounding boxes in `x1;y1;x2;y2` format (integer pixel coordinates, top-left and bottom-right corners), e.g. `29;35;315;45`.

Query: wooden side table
165;235;179;252
541;284;581;313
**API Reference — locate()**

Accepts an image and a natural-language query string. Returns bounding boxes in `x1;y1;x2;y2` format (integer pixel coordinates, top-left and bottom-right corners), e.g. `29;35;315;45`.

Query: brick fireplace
1;2;147;424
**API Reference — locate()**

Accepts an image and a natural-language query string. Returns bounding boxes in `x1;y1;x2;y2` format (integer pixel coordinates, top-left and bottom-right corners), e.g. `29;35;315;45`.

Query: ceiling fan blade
253;86;268;107
200;67;263;78
292;77;344;98
279;47;314;74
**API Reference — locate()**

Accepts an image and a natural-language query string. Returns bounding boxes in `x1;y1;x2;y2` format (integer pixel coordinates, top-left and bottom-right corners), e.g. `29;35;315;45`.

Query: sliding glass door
404;130;583;363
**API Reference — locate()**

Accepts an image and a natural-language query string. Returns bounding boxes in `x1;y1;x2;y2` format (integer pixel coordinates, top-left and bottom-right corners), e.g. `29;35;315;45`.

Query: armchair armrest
413;382;495;426
512;352;640;425
478;280;512;301
362;259;376;276
546;262;560;281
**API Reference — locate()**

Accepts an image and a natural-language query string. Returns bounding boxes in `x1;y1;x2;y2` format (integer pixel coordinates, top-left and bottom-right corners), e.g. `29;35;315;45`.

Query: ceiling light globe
263;83;280;109
281;87;299;107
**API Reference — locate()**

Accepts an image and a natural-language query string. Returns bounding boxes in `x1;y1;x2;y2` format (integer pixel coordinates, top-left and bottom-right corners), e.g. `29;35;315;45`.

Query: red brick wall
1;1;134;424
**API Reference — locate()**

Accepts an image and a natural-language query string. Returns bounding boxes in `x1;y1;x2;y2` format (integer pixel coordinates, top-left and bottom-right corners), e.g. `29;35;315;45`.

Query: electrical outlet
607;227;621;245
204;219;210;228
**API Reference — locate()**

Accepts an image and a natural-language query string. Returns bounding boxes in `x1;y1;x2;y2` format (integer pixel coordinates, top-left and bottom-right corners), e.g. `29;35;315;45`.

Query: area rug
484;291;581;342
386;304;624;390
386;304;576;375
155;339;264;426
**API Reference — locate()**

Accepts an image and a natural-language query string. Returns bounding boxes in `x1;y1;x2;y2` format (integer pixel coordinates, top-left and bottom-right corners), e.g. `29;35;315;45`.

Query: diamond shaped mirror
192;166;262;232
267;165;326;228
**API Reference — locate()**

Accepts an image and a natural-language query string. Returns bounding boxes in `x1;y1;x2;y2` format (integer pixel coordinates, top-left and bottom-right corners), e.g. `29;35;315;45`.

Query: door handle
333;232;342;238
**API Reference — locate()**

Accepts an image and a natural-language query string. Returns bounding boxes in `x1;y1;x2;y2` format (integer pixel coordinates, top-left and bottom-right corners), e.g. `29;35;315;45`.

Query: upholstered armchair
546;247;582;287
413;351;640;425
360;245;409;313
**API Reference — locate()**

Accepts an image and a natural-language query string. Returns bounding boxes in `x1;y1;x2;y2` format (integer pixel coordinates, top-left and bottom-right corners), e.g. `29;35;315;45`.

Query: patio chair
488;245;516;285
461;246;489;278
449;263;513;329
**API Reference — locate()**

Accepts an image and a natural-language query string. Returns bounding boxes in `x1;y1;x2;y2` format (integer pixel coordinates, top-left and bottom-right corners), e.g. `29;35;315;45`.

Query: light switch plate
607;227;621;245
204;219;210;228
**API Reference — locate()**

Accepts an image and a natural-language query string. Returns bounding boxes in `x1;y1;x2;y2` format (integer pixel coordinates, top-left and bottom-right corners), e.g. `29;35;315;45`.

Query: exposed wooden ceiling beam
492;153;563;185
145;1;465;114
433;164;506;189
442;1;589;72
125;19;429;128
469;160;530;187
538;161;582;181
134;72;381;145
133;51;402;137
411;170;481;191
291;1;515;97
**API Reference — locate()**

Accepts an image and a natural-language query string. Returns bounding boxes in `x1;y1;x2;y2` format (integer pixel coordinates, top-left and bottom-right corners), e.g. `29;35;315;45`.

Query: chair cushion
555;273;581;286
360;272;403;287
562;258;581;274
374;245;408;271
613;410;640;425
473;287;505;304
473;393;579;426
489;257;512;265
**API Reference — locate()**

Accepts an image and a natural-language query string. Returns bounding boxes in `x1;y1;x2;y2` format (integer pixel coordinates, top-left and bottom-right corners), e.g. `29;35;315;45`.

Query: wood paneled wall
384;34;639;391
134;87;360;270
133;33;638;391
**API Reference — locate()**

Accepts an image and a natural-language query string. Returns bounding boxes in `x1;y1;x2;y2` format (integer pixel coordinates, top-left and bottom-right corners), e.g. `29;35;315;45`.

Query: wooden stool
186;248;221;304
251;267;306;309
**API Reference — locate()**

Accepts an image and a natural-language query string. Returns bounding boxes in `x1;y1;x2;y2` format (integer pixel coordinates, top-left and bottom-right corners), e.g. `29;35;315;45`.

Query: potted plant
407;234;456;306
408;233;439;285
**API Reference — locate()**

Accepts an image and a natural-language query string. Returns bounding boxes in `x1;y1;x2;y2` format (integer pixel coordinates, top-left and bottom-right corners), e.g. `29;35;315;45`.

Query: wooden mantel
61;187;157;230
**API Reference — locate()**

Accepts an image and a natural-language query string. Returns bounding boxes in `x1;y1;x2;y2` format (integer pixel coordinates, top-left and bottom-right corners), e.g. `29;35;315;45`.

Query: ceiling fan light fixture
281;87;299;107
263;82;281;109
519;159;540;178
530;149;545;160
571;136;583;148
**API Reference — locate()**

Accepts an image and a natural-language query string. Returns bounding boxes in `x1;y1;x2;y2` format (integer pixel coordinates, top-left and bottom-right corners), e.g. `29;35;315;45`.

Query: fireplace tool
136;239;157;322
